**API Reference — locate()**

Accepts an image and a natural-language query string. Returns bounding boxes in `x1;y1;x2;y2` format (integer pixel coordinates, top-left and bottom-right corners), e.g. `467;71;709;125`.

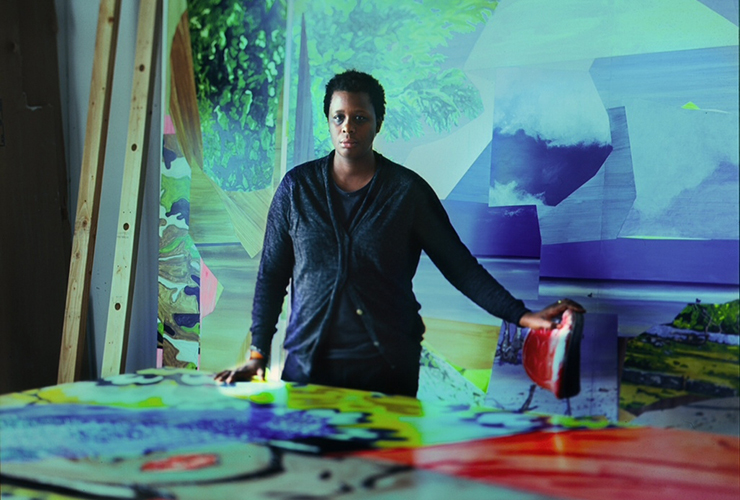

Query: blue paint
166;198;191;225
441;200;541;258
174;313;200;329
490;128;612;207
540;239;740;285
162;145;178;170
590;46;739;112
0;404;363;463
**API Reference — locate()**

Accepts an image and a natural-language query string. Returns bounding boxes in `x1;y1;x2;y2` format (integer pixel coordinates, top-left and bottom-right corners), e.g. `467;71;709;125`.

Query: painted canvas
158;0;739;418
1;369;738;499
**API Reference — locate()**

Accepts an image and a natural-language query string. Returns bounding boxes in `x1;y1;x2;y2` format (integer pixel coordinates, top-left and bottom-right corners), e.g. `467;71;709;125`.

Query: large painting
1;369;738;499
157;0;739;415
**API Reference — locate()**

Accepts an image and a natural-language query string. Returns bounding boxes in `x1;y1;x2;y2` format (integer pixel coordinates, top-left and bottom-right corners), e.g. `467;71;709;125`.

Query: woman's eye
355;116;367;122
333;115;344;124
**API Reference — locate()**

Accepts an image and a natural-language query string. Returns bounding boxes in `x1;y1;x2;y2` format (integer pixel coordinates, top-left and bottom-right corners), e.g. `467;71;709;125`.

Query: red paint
142;453;219;472
354;428;740;500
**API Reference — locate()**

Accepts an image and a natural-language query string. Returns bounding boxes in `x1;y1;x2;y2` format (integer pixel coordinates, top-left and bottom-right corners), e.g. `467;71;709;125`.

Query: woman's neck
332;153;376;192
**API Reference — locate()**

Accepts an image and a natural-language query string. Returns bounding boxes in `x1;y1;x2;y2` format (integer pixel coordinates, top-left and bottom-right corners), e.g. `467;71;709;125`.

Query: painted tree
672;300;740;335
188;0;287;191
291;0;497;156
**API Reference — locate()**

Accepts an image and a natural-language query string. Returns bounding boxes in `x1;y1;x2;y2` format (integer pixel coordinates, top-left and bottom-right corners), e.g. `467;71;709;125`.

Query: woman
215;70;584;396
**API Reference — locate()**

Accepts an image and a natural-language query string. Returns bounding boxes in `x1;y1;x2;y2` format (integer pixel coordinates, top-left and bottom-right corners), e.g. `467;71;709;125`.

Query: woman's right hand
213;357;268;384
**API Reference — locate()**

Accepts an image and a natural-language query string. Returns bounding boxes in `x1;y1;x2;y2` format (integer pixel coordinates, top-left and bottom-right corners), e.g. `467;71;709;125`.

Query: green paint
160;175;191;213
672;300;740;335
291;0;496;158
188;0;286;191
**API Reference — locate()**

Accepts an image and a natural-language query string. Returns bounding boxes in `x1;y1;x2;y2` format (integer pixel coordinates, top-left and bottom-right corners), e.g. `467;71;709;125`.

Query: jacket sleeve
411;178;530;326
250;176;295;355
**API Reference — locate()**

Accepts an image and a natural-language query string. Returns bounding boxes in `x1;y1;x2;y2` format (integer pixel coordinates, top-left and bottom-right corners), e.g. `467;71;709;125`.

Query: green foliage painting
188;0;287;191
672;300;740;335
291;0;497;159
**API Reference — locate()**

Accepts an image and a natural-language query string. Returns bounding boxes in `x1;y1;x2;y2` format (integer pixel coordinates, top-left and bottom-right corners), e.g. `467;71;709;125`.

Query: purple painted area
441;200;541;258
540;239;740;285
491;129;612;206
162;145;178;170
0;404;355;463
174;313;200;328
166;198;190;225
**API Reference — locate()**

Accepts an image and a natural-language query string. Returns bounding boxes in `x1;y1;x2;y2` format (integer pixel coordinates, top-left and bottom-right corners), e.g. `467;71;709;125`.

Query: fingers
549;298;586;313
213;358;268;385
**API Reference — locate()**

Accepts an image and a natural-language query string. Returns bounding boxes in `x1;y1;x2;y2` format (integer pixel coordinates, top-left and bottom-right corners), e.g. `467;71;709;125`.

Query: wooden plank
58;0;121;384
100;0;160;377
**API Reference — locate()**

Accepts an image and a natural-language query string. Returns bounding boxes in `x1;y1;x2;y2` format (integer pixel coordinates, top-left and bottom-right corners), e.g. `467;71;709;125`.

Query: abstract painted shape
441;200;541;258
413;255;541;327
697;0;740;26
355;428;740;500
1;442;561;500
465;0;739;72
293;14;315;166
617;102;738;240
535;106;636;245
6;367;735;499
199;258;220;318
490;129;611;206
590;46;739;113
445;140;492;204
489;66;613;208
417;345;486;406
540;238;740;284
141;453;219;472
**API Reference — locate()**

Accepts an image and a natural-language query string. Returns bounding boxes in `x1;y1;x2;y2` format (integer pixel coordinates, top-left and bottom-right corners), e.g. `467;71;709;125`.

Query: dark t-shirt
321;180;378;359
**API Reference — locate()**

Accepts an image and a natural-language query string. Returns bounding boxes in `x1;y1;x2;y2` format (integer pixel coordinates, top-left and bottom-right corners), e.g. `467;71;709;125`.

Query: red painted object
522;309;584;399
141;453;219;472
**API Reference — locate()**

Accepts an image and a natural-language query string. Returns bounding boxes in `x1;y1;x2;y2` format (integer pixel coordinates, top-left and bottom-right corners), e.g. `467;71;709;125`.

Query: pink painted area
156;347;163;368
164;114;176;135
200;258;219;319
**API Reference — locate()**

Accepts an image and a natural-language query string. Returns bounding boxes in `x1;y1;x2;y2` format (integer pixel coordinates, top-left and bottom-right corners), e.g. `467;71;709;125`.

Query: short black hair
323;70;386;129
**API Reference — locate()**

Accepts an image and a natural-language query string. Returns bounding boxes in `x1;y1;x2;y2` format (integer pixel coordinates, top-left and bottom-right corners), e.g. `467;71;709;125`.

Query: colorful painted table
1;368;738;499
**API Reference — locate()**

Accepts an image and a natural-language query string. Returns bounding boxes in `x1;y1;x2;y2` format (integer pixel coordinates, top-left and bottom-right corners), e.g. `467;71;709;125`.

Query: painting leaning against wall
159;0;288;371
158;0;739;418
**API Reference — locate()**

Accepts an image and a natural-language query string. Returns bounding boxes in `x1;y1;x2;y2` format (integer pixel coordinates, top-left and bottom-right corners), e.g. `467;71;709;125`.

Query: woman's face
327;91;378;165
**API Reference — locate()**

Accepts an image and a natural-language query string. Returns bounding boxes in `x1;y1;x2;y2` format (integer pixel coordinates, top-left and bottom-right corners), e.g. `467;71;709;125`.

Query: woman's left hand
518;298;586;330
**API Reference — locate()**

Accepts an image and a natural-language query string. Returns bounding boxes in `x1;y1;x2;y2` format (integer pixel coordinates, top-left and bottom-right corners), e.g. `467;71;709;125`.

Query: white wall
55;0;162;376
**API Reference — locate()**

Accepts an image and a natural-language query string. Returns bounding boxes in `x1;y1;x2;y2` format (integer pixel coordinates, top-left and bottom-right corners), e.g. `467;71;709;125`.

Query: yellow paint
422;317;500;370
